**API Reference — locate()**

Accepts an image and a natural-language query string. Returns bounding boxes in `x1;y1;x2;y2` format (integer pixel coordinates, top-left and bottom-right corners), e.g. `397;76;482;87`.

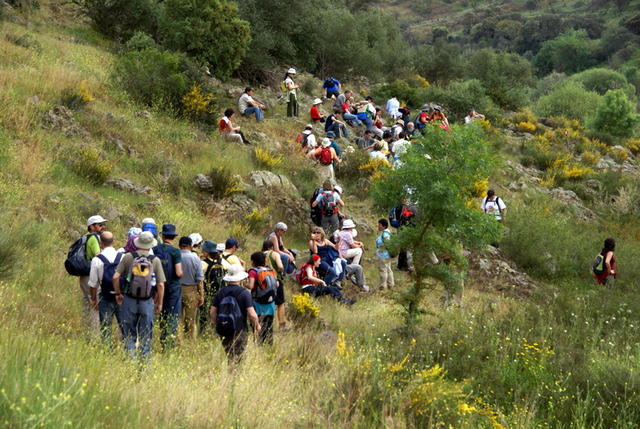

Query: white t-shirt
386;97;399;117
88;247;119;289
238;93;254;114
303;130;317;149
481;196;507;220
370;151;387;162
285;77;296;94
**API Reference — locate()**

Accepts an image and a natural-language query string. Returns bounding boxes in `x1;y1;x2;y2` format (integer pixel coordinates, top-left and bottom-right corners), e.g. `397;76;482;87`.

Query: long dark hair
602;237;616;254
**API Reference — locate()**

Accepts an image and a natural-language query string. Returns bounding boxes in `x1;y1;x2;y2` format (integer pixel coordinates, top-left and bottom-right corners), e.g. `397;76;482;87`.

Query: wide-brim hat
396;119;405;125
313;98;323;105
287;68;297;74
189;233;203;246
223;264;249;282
342;219;356;229
321;138;332;147
161;224;178;236
134;231;158;250
202;240;218;253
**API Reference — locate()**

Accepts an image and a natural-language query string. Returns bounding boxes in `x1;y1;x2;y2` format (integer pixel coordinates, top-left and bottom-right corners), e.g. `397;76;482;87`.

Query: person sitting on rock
464;109;485;124
238;87;266;121
310;98;325;123
325;109;349;138
219;108;249;144
297;255;355;305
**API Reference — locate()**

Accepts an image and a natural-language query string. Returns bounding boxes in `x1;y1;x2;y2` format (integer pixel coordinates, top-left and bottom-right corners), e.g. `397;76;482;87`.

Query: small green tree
590;89;639;139
535;81;601;122
534;29;598;75
73;0;158;40
372;125;500;330
159;0;251;79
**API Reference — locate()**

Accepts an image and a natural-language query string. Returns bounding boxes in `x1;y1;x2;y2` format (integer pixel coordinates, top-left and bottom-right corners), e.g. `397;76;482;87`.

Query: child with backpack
248;252;278;344
210;265;261;365
593;238;617;285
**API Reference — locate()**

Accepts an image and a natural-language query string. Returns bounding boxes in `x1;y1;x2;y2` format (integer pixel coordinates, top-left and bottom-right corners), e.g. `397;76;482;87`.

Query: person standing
284;68;299;117
88;231;123;347
594;238;617;285
311;180;345;236
178;236;204;341
481;189;507;223
221;238;246;269
80;215;107;336
247;252;277;345
210;264;261;365
262;239;288;331
375;219;395;290
112;231;166;361
153;224;183;350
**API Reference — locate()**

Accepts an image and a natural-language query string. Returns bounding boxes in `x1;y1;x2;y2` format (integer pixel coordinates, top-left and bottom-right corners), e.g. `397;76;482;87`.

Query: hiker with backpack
178;236;204;341
297;255;355;305
297;124;317;151
284;68;299;118
267;222;297;275
481;189;507;223
322;77;341;99
199;240;226;336
390;198;417;271
307;138;341;183
66;215;107;337
112;231;166;360
310;98;325;123
308;226;348;286
415;105;430;130
311;180;345;236
248;252;278;344
238;87;266;121
219;108;249;145
153;224;183;350
376;219;395;291
594;238;617;285
210;264;261;365
262;239;289;331
221;238;246;269
88;231;123;348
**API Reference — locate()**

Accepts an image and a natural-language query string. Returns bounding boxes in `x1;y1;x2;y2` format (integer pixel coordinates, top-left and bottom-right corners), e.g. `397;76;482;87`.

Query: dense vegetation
1;0;640;427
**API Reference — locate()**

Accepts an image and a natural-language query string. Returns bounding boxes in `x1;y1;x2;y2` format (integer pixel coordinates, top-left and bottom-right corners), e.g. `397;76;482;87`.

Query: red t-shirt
219;116;231;133
310;106;322;121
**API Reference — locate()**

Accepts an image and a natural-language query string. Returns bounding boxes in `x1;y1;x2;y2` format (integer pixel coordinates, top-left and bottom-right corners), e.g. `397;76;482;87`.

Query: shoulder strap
114;252;123;265
222;253;232;261
97;253;108;264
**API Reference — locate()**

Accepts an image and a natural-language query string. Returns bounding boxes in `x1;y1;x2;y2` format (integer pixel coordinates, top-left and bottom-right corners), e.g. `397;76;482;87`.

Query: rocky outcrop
549;188;596;221
468;246;537;297
105;178;151;195
249;170;298;195
42;105;89;138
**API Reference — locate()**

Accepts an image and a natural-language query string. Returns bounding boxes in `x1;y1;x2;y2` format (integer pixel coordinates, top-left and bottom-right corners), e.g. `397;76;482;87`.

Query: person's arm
154;282;164;314
270;235;281;253
306;266;326;285
307;149;319;160
605;251;615;275
247;306;261;334
309;239;318;254
248;274;256;291
88;257;100;310
273;252;284;273
174;262;183;279
325;239;337;250
332;148;341;163
209;306;217;324
113;272;123;306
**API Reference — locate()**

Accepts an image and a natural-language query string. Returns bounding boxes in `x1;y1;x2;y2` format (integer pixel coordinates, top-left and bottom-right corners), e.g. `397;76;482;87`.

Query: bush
113;47;189;109
60;144;113;184
589;89;639;140
535;81;601;122
570;68;636;99
124;31;158;52
75;0;157;41
200;166;241;199
181;84;217;123
534;29;598;75
7;33;42;51
159;0;251;79
253;147;283;170
516;121;536;133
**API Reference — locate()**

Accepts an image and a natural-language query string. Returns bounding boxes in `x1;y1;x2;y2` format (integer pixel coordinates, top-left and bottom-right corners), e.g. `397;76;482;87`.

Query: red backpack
318;147;333;165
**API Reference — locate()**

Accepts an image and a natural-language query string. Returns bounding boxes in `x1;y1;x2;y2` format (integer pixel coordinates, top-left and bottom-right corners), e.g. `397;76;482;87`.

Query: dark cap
202;240;218;254
225;237;239;249
487;189;495;197
161;224;178;236
179;236;192;247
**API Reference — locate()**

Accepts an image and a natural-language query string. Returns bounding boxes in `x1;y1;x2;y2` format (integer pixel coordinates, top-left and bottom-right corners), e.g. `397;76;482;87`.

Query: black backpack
216;290;244;338
204;257;225;295
310;188;322;226
153;244;176;283
319;191;338;215
97;253;123;300
64;233;98;277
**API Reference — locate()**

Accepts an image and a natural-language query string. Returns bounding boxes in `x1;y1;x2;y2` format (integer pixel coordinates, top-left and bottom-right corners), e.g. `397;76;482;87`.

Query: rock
194;174;213;191
249;170;298;195
103;206;123;222
135;110;151;120
245;131;268;143
538;117;555;128
42;105;90;138
595;157;616;170
550;187;596;221
105;178;151;195
66;229;81;241
227;87;244;99
469;247;536;297
104;135;136;156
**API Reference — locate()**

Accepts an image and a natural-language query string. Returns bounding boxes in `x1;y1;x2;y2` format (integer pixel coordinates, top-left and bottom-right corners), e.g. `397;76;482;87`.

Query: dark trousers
257;315;273;345
302;285;348;303
287;93;298;117
159;282;182;350
221;330;248;365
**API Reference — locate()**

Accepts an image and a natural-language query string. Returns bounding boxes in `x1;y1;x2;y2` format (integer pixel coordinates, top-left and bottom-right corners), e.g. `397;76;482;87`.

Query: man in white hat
112;231;166;360
284;68;299;117
79;215;107;336
210;264;260;365
337;219;364;265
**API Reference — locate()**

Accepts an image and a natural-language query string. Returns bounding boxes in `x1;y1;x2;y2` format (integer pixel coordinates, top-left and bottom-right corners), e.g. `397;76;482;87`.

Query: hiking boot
341;297;356;306
361;285;370;293
349;275;358;286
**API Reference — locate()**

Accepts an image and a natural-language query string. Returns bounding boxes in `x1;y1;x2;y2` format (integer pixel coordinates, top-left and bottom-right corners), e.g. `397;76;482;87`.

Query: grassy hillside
3;2;640;429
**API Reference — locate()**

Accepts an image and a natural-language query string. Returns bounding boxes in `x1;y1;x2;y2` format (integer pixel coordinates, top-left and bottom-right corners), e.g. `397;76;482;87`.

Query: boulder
135;110;151;120
105;178;151;195
550;188;596;221
468;247;537;297
42;105;89;138
249;170;298;195
226;87;244;99
194;173;213;191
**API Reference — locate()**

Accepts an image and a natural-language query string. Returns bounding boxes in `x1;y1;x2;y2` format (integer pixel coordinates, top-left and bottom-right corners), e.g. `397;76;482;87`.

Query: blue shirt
253;301;275;316
180;250;203;285
376;229;392;259
322;78;340;92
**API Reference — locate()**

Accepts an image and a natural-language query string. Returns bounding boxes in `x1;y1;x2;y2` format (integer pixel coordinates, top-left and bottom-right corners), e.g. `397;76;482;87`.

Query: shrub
534;29;598;75
243;207;270;233
512;108;538;125
535;81;601;122
610;147;629;163
181;85;216;122
516;121;536;133
253;147;283;170
113;47;189;109
60;80;95;110
74;0;157;41
590;89;639;140
570;68;636;98
60;144;112;184
290;294;320;320
159;0;251;79
335;146;372;184
124;31;158;52
581;150;600;166
200;166;242;198
625;139;640;155
7;33;42;51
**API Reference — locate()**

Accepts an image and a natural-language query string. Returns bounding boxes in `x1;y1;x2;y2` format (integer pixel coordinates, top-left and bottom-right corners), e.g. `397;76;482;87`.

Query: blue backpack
389;207;401;228
216;292;244;338
153;244;175;284
97;253;123;301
